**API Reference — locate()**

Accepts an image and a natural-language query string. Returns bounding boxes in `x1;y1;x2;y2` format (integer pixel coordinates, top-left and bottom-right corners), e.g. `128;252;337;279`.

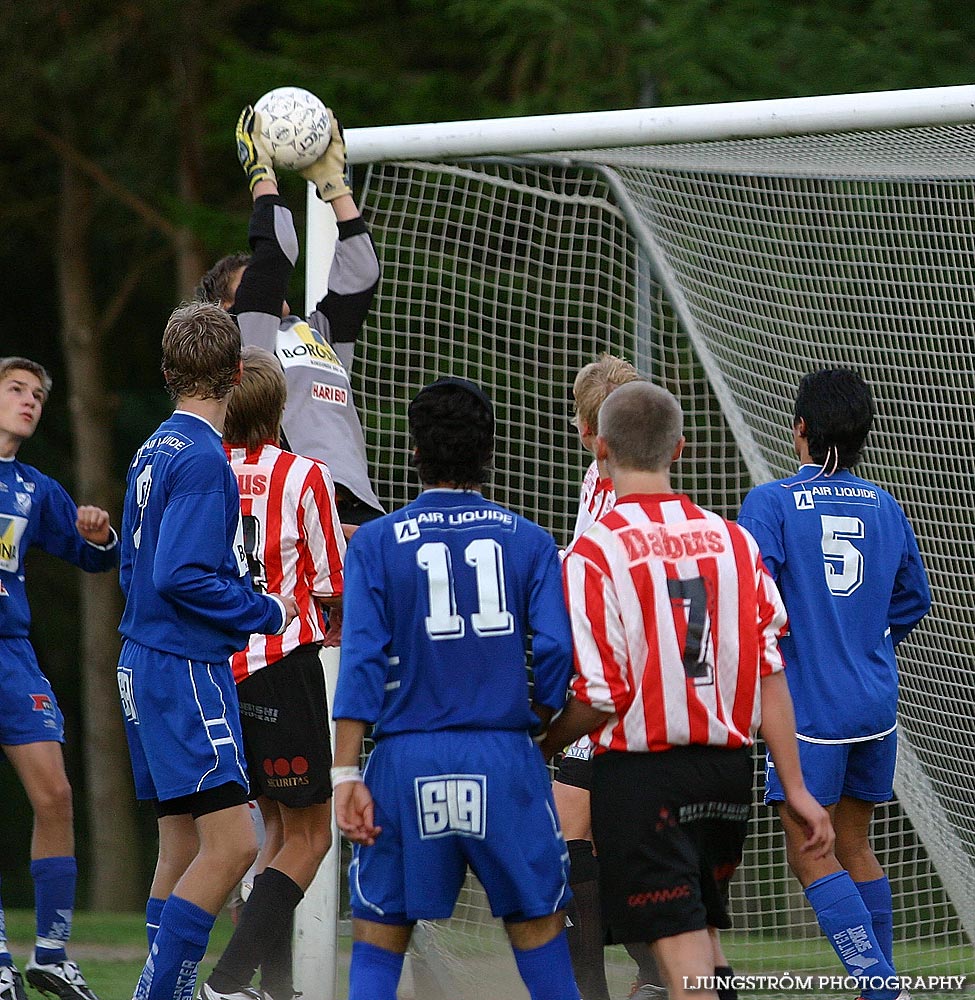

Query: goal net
333;87;975;997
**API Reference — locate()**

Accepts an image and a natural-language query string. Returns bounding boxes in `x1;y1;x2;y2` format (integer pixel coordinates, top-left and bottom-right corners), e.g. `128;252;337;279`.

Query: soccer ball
254;87;331;170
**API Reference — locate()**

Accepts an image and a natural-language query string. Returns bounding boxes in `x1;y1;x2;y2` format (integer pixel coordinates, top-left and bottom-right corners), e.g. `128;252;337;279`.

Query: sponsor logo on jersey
239;702;279;724
117;666;138;723
793;484;879;508
263;756;310;788
278;321;346;373
415;774;487;839
445;508;514;529
563;741;594;761
311;381;348;406
31;693;54;714
0;514;28;572
794;489;815;510
619;524;724;563
395;518;421;543
236;471;269;496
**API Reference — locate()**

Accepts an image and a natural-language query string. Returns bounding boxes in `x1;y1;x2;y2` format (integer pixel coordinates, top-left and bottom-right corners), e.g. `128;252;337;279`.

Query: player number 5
820;514;864;597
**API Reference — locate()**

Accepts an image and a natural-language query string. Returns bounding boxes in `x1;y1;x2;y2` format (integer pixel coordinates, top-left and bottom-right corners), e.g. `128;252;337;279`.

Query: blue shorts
765;731;897;806
117;638;248;803
0;637;64;745
350;729;571;925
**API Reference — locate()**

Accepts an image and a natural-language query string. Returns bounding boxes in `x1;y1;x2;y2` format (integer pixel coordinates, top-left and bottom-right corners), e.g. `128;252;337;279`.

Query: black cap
408;376;494;427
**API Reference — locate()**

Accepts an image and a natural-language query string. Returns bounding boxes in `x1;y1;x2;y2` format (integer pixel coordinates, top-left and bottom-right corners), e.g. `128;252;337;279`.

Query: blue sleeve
889;508;931;645
526;534;574;711
333;527;390;722
152;462;282;636
37;478;118;573
737;488;784;580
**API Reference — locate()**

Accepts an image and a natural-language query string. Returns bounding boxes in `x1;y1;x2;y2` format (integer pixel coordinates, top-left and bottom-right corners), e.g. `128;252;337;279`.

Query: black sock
565;839;610;1000
623;940;664;987
715;963;737;1000
207;868;304;994
259;908;296;1000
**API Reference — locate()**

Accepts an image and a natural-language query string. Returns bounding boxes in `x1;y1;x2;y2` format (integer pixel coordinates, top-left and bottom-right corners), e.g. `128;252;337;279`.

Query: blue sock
348;940;404;1000
512;931;580;1000
31;856;77;964
134;895;214;1000
857;877;894;967
806;872;898;1000
146;897;166;950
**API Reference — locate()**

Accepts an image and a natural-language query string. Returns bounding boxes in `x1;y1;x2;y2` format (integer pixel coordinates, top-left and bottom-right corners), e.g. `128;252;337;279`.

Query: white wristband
330;766;363;788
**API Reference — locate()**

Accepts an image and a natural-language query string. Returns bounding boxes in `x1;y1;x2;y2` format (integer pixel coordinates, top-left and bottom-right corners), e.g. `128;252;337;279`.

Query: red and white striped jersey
572;460;616;542
563;492;787;753
225;443;345;681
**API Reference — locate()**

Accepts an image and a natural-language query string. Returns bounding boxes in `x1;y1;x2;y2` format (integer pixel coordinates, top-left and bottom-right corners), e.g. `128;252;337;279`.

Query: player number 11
417;539;515;640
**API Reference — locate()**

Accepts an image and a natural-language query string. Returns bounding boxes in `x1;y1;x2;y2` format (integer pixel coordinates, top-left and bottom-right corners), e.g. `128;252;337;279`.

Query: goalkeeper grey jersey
234;194;383;513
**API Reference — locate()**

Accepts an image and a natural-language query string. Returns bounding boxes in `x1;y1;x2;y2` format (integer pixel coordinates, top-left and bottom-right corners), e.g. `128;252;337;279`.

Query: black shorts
554;744;594;790
334;484;383;527
591;745;752;945
236;644;333;808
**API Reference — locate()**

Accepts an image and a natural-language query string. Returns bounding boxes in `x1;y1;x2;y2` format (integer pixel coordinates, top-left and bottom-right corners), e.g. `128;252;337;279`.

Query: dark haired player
737;369;929;1000
330;378;580;1000
197;104;382;538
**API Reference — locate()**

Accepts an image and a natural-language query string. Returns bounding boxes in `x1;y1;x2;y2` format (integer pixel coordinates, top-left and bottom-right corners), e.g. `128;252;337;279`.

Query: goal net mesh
347;121;975;996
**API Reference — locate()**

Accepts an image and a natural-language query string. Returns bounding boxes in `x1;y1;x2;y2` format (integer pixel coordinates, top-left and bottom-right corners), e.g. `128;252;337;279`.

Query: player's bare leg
348;920;413;1000
150;815;200;900
833;796;893;966
833;796;882;881
504;912;580;1000
4;742;74;858
175;804;258;915
210;796;331;1000
5;742;97;1000
651;929;718;1000
777;802;898;999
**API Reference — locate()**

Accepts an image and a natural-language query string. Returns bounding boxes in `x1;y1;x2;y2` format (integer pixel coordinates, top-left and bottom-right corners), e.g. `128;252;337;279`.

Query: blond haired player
542;381;832;1000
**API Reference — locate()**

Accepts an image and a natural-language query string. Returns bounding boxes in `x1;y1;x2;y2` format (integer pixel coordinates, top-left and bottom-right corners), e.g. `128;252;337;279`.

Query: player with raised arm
0;357;117;1000
737;369;929;1000
116;304;298;1000
197;103;382;540
541;381;833;1000
199;346;345;1000
330;377;580;1000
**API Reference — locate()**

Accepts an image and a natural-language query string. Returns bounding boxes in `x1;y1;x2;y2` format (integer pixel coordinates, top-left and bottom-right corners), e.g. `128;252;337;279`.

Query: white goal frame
299;84;975;1000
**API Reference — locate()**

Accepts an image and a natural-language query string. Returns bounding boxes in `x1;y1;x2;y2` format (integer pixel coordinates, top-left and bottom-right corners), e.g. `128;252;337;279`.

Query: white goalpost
304;84;975;998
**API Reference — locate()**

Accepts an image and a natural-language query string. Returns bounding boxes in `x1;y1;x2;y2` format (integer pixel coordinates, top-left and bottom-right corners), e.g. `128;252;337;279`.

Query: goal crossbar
303;83;975;998
344;84;975;164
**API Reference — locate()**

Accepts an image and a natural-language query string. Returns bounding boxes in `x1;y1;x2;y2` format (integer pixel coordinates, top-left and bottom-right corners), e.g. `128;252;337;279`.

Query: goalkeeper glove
236;105;277;192
299;108;353;202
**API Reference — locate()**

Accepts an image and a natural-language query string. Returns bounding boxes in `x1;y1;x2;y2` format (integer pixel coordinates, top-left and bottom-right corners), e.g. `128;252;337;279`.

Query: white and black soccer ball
254;86;331;170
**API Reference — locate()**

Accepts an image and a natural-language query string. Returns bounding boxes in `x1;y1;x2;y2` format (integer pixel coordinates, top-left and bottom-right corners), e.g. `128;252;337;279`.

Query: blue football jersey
0;456;117;638
333;488;573;737
738;466;930;741
118;411;284;661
